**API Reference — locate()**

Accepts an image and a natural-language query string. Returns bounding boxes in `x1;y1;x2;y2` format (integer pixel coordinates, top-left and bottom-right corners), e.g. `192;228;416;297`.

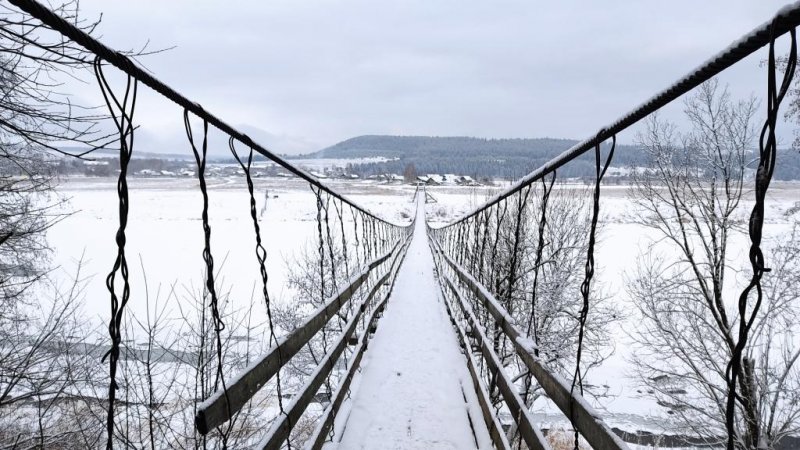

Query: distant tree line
36;135;800;181
344;156;612;180
297;135;800;181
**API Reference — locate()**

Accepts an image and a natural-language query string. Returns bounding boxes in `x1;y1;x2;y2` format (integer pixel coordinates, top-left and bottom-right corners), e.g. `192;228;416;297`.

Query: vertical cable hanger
331;197;351;443
725;22;797;450
319;191;339;441
96;56;138;450
521;171;556;423
526;171;556;347
477;209;491;285
469;212;483;275
505;185;532;312
570;135;615;450
334;199;350;276
227;138;288;442
312;186;331;361
349;205;361;270
368;216;376;260
322;194;339;297
488;199;509;306
184;109;232;448
455;221;466;265
362;212;371;265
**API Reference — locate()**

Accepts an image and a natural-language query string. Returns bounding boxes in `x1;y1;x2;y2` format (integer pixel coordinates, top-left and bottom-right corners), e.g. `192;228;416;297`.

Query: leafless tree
778;56;800;150
0;1;113;301
403;163;417;183
0;4;176;448
0;258;105;449
628;79;800;448
57;265;276;450
518;186;617;391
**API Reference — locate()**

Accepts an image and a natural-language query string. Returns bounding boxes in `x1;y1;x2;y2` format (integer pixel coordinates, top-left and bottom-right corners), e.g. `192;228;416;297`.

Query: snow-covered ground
48;177;414;333
45;177;800;444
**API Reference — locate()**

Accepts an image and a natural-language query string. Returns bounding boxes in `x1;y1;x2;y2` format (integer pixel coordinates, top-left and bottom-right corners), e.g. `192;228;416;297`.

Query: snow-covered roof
425;174;445;183
417;173;479;185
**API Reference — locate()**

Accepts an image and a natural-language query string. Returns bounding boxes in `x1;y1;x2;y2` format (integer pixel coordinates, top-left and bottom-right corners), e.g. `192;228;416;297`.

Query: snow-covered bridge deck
336;200;492;449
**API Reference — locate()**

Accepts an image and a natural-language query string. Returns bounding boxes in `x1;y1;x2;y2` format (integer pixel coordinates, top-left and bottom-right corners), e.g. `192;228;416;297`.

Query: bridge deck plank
336;199;492;449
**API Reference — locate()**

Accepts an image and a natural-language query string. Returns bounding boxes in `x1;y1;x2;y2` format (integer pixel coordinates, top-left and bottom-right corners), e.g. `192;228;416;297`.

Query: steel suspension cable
425;2;800;229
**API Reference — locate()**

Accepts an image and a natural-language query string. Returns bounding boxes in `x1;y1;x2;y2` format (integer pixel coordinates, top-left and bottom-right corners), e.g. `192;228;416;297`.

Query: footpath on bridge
336;199;492;449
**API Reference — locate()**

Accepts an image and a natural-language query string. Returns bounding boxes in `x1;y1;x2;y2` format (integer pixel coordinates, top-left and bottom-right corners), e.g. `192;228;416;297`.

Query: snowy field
46;176;800;441
48;177;414;330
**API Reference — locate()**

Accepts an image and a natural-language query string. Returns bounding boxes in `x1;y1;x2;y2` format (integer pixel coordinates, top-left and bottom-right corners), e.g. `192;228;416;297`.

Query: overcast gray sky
69;0;793;155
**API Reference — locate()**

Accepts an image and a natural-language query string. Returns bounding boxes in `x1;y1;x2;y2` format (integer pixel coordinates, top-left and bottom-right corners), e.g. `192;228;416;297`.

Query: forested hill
295;135;800;180
306;136;587;159
296;135;646;179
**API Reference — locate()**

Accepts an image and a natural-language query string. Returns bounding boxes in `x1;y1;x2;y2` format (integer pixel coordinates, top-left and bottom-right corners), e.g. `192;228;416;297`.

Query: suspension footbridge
5;0;800;449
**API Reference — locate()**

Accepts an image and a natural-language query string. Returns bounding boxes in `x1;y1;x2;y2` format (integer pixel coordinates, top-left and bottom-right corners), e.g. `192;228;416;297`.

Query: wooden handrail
258;237;408;449
431;239;629;450
196;239;403;434
441;273;551;450
433;253;511;450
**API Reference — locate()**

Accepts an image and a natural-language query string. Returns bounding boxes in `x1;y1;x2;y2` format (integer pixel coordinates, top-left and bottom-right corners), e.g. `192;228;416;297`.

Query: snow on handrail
440;272;550;450
430;249;513;450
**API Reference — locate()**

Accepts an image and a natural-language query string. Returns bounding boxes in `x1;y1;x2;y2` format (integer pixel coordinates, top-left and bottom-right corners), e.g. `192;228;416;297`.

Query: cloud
64;0;792;154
